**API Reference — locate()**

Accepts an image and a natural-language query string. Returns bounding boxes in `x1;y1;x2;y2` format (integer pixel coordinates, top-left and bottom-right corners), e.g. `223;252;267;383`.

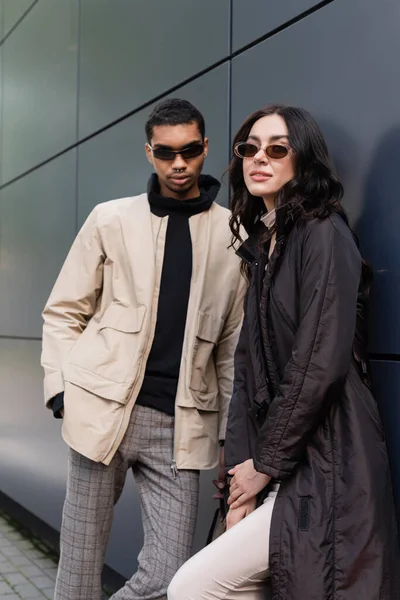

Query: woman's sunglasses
148;143;204;161
234;141;293;160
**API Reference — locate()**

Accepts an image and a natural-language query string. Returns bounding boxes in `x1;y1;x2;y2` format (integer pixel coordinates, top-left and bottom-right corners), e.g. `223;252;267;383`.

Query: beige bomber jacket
41;193;246;468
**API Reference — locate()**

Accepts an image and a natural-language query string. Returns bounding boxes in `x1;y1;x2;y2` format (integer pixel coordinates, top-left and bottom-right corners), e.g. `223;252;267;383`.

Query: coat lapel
119;194;156;308
187;207;211;316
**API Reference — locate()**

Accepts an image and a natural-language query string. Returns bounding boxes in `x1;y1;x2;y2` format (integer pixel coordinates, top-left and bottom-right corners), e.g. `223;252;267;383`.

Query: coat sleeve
254;218;361;479
41;206;104;406
224;297;253;469
215;273;246;441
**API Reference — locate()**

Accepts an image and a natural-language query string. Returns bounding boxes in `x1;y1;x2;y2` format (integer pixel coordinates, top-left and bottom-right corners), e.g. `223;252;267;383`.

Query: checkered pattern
55;405;200;600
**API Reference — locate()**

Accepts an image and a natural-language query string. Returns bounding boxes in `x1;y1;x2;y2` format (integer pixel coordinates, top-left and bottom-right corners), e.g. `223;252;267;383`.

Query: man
41;98;245;600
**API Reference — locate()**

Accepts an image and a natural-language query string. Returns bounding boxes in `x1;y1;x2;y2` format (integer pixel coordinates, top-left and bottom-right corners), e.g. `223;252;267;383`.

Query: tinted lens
234;142;259;158
152;147;176;160
152;144;204;160
180;144;204;159
266;144;289;159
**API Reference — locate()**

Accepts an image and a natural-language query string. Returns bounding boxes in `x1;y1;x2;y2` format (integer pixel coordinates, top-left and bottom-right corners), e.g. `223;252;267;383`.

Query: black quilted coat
225;212;400;599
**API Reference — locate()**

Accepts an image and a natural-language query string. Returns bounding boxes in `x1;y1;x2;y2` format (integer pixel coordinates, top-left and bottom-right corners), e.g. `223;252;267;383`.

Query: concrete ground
0;509;111;599
0;509;57;599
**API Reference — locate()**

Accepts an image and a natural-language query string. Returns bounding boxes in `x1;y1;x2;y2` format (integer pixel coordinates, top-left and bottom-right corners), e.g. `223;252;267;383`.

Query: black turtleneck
135;173;220;416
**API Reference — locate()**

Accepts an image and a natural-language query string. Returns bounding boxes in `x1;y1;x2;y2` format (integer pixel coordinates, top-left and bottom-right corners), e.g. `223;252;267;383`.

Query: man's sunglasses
234;142;293;160
148;143;204;161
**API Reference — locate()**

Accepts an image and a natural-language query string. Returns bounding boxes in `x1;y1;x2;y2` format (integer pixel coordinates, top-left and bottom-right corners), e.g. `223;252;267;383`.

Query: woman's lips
250;172;272;182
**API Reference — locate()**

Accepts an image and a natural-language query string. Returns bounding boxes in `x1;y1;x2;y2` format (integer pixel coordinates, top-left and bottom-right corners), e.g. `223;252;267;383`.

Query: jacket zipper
170;459;178;479
171;374;179;479
160;213;179;479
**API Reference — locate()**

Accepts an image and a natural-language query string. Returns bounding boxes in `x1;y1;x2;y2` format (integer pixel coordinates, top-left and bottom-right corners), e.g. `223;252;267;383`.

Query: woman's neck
263;196;275;213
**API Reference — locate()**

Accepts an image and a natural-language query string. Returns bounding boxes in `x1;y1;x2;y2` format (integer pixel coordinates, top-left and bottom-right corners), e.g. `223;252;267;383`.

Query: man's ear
145;143;153;165
204;137;209;158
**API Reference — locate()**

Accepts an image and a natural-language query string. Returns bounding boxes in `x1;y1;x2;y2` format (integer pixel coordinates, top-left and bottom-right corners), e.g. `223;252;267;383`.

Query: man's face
145;122;208;200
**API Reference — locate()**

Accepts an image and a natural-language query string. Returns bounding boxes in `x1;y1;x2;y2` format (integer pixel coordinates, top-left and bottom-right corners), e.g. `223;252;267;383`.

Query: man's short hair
145;98;205;142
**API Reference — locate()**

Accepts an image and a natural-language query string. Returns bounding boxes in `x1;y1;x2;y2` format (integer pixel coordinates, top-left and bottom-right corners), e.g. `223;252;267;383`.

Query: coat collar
260;209;276;230
235;206;293;266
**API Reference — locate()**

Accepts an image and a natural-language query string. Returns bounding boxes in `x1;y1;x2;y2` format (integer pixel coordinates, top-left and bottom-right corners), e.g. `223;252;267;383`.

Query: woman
168;106;400;600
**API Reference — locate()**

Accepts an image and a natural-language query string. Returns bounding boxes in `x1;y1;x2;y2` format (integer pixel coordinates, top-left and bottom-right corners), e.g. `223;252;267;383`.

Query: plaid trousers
55;405;200;600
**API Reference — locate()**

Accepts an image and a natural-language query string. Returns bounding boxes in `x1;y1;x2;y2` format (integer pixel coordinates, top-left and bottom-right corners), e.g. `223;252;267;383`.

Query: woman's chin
247;182;278;200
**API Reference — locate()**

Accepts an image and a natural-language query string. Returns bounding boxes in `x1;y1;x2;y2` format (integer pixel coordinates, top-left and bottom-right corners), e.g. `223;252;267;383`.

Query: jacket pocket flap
177;390;219;412
64;362;131;403
197;312;223;344
100;304;146;333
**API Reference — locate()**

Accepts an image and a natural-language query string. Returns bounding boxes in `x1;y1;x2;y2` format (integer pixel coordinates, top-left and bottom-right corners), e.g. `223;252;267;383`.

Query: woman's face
242;114;296;210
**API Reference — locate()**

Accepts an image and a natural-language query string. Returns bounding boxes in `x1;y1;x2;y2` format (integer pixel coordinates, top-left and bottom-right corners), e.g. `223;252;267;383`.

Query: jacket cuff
44;371;64;406
253;458;291;481
218;415;228;441
50;392;64;419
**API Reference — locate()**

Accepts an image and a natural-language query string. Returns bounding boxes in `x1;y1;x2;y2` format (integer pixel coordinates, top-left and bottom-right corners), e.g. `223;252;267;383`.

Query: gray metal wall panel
370;361;400;515
356;129;400;356
0;152;76;338
78;0;230;138
232;0;321;51
2;0;35;39
0;16;2;185
0;339;68;531
0;0;3;41
1;0;78;182
231;0;400;354
78;64;230;225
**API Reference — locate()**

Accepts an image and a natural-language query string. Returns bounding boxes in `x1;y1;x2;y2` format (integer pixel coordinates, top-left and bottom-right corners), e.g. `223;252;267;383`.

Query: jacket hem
175;458;219;471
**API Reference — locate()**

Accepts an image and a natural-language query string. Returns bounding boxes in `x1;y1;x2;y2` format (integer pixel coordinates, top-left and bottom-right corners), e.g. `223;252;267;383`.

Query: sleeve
41;206;105;406
223;297;253;470
215;274;246;441
254;218;361;479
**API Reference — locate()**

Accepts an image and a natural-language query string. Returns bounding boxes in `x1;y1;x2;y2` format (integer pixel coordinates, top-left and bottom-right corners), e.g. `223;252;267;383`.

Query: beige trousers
167;485;279;600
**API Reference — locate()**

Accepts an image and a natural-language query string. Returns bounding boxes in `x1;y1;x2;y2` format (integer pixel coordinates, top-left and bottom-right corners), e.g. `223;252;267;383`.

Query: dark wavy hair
229;105;346;244
229;105;372;292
